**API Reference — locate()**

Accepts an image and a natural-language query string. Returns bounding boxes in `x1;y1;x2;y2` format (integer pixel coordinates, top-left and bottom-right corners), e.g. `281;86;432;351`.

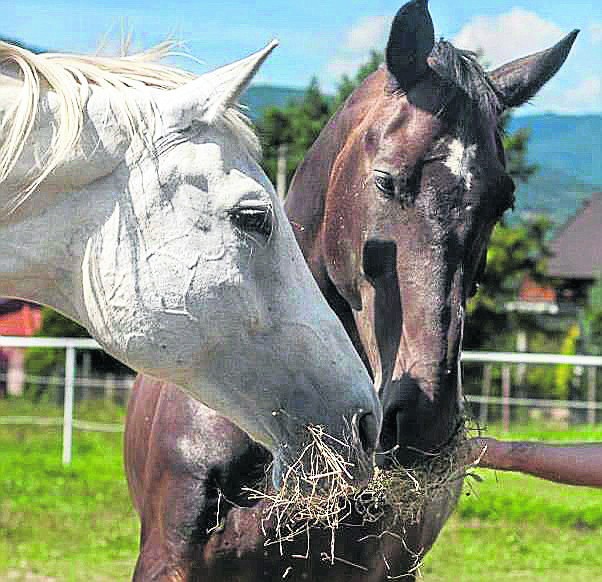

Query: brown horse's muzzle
378;372;460;467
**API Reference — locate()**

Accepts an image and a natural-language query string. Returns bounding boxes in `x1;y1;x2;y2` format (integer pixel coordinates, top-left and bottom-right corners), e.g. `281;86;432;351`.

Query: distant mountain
241;85;306;119
508;115;602;227
509;115;602;186
244;87;600;227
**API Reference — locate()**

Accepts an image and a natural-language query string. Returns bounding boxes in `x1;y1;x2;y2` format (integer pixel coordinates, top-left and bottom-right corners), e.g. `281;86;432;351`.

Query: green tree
25;308;89;384
333;50;384;109
464;216;554;349
257;77;332;185
499;112;538;184
584;277;602;355
555;324;581;398
257;107;294;183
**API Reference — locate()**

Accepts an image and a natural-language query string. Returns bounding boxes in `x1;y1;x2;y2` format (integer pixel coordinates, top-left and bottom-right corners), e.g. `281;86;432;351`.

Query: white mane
0;40;260;211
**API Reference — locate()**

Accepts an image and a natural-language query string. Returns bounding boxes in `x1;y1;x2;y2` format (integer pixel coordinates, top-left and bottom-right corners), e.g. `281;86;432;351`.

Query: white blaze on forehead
444;139;478;190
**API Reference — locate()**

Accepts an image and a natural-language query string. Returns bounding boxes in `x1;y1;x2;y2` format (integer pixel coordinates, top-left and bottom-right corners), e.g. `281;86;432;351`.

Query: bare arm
467;438;602;488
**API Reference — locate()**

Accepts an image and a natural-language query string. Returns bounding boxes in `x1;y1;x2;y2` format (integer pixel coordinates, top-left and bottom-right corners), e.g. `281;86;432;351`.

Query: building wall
0;301;43;397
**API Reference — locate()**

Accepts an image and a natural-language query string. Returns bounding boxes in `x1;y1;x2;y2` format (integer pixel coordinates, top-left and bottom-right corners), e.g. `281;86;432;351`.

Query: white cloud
326;56;368;79
324;15;391;85
452;9;564;68
343;15;391;52
591;23;602;44
521;76;602;115
559;76;602;112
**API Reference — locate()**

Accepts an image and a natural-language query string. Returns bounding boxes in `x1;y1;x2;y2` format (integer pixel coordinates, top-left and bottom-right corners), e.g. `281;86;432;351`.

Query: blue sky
3;0;601;114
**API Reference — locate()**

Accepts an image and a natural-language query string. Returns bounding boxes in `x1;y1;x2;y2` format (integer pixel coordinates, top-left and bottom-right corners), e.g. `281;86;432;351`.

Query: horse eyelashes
373;169;421;208
229;207;273;239
374;171;396;197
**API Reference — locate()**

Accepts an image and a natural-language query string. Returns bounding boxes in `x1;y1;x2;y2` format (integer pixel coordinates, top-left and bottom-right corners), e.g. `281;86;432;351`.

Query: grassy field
0;400;136;581
424;424;602;581
1;399;602;581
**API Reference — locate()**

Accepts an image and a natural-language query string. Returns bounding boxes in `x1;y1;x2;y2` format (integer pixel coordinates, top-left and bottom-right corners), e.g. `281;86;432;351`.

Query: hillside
509;115;602;226
240;85;306;119
509;115;602;186
243;84;601;227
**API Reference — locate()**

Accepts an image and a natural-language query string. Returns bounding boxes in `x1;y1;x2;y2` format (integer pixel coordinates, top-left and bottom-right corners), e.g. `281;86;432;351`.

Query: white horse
0;40;380;486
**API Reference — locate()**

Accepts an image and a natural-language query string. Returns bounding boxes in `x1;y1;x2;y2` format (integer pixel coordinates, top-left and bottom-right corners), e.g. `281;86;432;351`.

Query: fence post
480;364;492;427
502;365;511;433
587;367;597;425
515;330;527;388
104;373;115;404
62;346;76;465
276;143;288;199
81;351;92;400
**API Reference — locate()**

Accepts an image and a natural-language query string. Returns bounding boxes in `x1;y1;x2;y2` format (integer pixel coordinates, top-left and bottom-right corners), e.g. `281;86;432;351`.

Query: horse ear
385;0;435;92
489;30;579;110
161;40;278;128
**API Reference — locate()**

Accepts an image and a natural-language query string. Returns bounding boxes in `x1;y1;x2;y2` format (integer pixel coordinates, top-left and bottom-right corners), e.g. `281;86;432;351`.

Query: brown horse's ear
386;0;435;92
489;30;579;110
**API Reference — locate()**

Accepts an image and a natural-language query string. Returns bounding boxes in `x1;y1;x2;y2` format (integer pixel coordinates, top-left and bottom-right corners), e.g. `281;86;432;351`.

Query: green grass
424;518;602;581
423;421;602;581
423;469;602;581
0;402;137;581
2;400;602;581
484;422;602;442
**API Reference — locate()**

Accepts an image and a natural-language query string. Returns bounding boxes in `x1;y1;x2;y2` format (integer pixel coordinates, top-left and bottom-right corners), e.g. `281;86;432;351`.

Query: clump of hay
244;417;485;571
244;424;368;562
355;420;484;527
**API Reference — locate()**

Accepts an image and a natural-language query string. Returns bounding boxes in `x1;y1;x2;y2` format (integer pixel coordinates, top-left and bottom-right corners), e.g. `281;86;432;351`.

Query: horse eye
373;170;396;197
229;207;272;239
468;281;480;299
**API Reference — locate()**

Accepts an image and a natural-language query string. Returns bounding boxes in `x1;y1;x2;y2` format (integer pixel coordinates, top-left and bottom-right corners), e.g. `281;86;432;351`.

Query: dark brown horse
125;1;578;579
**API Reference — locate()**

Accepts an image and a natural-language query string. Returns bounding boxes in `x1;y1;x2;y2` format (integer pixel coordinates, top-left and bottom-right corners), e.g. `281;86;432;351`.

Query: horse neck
0;169;121;325
0;86;137;321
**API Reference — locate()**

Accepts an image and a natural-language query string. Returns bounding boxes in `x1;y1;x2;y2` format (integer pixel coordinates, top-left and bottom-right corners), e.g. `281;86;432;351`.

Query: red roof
0;301;42;336
518;277;557;303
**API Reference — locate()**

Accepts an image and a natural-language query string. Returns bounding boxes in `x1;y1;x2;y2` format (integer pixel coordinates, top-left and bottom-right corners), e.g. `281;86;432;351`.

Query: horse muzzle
378;373;460;467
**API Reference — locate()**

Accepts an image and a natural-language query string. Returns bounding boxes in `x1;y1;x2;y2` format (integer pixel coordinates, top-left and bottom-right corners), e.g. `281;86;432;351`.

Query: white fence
462;351;602;431
0;336;134;464
1;336;601;464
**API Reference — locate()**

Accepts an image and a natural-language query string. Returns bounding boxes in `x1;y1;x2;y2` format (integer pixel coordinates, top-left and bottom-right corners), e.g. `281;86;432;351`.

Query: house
507;193;602;318
547;192;602;306
0;300;43;396
506;277;559;315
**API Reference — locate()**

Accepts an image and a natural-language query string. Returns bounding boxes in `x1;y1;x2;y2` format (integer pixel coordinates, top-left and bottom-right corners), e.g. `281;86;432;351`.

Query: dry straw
245;417;485;569
355;420;483;527
244;423;367;562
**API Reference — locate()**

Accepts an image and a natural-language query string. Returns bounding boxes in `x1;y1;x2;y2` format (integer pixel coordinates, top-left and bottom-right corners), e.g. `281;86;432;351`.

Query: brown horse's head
287;0;577;466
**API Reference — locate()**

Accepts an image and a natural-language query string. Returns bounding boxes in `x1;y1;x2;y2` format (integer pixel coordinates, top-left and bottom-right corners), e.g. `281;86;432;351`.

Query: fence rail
467;395;602;410
0;336;132;463
0;336;101;349
462;351;602;367
1;337;601;463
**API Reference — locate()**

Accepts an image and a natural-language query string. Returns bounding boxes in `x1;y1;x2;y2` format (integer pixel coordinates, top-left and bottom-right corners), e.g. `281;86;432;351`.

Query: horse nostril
357;412;378;455
377;404;403;454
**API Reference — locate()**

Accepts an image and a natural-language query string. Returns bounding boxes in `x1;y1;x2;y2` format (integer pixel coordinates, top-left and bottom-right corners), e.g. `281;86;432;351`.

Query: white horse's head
0;40;381;486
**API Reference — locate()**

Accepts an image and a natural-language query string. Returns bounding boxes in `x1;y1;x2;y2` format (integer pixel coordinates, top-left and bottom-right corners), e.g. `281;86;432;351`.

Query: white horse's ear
161;40;278;129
